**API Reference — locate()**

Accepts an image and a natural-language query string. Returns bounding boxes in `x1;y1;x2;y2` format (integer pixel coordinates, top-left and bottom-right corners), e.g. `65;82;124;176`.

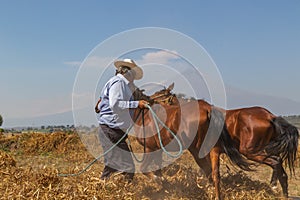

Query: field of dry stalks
0;131;299;199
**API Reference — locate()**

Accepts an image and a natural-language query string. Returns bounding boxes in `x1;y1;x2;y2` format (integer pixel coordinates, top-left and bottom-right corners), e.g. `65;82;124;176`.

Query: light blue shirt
97;74;139;130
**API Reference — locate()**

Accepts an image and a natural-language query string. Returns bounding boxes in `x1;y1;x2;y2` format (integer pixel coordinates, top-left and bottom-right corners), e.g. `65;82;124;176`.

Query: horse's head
150;83;178;105
132;87;154;104
133;82;180;105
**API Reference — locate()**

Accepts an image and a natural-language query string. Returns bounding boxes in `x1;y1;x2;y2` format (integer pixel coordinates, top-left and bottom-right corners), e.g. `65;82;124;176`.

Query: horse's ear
135;87;145;93
167;83;175;91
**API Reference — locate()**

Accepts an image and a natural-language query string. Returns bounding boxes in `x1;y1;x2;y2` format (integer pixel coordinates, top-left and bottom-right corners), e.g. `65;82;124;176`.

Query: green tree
0;114;3;127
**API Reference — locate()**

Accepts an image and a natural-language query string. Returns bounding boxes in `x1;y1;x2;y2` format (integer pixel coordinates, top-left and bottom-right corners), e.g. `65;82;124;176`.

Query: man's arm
109;81;149;110
109;81;139;110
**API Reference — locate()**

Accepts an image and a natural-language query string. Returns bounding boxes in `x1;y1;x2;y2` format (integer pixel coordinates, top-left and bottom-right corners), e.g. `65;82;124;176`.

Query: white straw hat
114;58;143;80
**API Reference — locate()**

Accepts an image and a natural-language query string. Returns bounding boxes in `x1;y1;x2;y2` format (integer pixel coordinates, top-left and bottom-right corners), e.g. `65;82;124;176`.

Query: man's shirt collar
117;74;130;85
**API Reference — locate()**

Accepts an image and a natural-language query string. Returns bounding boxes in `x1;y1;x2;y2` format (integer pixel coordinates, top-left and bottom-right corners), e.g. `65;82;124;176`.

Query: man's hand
138;100;149;109
95;98;102;113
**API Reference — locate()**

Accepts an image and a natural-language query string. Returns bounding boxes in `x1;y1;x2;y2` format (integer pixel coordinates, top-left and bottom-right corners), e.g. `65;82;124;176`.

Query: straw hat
114;58;143;80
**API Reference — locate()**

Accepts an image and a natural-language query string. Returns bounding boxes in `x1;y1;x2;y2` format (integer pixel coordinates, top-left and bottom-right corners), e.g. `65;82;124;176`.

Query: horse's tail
266;117;299;175
210;108;253;171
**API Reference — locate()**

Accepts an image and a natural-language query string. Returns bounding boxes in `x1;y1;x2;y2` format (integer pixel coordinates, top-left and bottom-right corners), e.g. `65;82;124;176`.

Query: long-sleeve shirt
97;74;139;130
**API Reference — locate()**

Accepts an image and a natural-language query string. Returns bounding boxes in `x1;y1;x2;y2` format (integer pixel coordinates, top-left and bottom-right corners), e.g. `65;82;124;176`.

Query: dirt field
0;132;299;199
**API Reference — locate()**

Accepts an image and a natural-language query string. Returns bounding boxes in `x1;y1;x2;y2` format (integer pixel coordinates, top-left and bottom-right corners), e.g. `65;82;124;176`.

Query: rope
58;110;142;177
58;105;183;177
58;122;134;177
127;110;146;163
145;104;183;158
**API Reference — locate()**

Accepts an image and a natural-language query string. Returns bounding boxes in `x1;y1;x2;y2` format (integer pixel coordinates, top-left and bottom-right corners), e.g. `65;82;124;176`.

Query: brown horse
225;106;299;197
132;85;252;200
147;83;299;198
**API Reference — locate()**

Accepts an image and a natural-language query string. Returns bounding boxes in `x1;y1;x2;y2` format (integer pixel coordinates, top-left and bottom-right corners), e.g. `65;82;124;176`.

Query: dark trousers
99;124;135;180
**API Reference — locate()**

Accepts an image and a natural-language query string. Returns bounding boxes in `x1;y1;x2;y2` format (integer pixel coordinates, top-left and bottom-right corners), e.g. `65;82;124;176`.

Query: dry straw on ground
0;132;299;199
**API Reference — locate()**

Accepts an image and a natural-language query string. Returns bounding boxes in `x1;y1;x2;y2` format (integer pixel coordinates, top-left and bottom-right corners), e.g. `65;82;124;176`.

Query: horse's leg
271;157;288;198
189;148;212;181
153;149;163;178
264;156;288;197
243;153;287;197
140;147;156;179
248;155;278;188
140;147;164;184
276;158;288;198
270;169;278;188
239;143;279;187
210;147;221;200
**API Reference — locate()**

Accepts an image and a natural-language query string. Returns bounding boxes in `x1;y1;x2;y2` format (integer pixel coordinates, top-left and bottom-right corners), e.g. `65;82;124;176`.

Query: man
96;58;148;181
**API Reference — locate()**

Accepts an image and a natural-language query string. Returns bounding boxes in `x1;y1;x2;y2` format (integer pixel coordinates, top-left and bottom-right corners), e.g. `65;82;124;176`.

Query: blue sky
1;1;300;126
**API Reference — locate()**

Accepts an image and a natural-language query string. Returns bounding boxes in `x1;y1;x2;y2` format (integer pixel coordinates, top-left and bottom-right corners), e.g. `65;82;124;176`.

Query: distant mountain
3;107;99;128
3;86;300;128
225;86;300;115
4;111;74;128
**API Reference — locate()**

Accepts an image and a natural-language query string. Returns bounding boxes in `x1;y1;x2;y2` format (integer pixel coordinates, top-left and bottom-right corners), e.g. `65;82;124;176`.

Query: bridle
151;92;176;105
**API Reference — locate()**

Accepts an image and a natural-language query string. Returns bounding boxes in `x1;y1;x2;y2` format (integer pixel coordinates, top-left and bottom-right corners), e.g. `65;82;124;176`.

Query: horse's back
226;106;275;123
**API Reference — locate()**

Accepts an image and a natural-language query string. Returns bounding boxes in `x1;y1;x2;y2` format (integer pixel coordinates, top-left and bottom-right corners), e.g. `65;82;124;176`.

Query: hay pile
0;150;16;168
0;132;296;199
0;157;278;199
0;132;84;154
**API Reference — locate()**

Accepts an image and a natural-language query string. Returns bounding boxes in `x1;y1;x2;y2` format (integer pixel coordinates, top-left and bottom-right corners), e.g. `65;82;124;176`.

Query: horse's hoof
283;194;289;199
271;185;278;190
152;175;165;185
